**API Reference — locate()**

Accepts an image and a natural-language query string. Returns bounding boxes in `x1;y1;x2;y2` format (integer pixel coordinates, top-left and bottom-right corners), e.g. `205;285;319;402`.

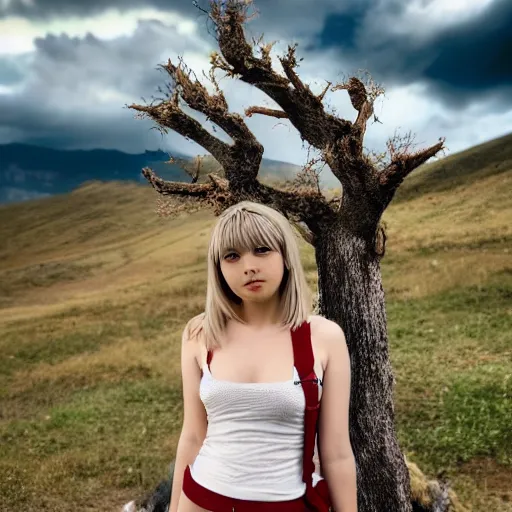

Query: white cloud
0;14;213;153
0;7;198;55
0;83;17;93
367;0;496;42
402;0;495;28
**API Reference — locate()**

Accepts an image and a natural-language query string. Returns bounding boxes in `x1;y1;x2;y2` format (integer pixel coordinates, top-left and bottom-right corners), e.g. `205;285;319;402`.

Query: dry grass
382;170;511;299
0;140;511;510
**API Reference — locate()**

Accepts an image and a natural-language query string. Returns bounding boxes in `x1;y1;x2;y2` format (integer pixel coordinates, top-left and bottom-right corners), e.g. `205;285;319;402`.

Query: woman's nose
243;256;259;274
244;265;257;275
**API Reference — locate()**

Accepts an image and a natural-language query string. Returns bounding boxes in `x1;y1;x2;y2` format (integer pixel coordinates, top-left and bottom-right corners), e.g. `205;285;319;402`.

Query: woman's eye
255;246;271;254
224;252;238;260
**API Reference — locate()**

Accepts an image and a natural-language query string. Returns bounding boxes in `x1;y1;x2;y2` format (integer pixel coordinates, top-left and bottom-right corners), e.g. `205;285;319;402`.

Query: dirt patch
458;457;512;502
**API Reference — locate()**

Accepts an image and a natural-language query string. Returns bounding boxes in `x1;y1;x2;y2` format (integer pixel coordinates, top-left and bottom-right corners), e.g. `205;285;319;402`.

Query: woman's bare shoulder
308;313;342;330
308;315;347;378
183;312;206;341
308;314;345;345
182;313;207;372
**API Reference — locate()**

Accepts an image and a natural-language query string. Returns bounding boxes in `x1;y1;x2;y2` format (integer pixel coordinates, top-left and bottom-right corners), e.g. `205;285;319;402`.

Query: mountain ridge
0;143;304;205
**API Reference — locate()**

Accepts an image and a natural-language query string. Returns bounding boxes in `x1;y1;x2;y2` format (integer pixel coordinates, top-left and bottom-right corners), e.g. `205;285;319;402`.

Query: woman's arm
169;436;203;512
317;319;358;512
169;317;208;512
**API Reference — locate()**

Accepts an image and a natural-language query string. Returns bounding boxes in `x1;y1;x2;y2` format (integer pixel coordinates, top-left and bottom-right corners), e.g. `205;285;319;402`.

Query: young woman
170;201;357;512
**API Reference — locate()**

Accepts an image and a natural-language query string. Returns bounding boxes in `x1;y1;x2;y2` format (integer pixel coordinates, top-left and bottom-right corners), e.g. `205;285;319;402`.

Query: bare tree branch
334;78;372;135
142;167;215;197
293;153;325;195
279;43;307;93
379;138;446;190
206;0;392;206
162;58;255;144
143;166;238;217
318;81;332;102
209;0;352;151
364;148;388;171
252;34;276;67
245;106;288;119
166;154;210;184
130;55;264;187
192;155;203;183
130;101;230;166
332;72;385;151
142;164;334;229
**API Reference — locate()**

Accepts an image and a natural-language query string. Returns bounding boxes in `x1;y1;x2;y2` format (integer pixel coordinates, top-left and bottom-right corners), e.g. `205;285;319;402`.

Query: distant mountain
0;143;304;205
0;143;191;205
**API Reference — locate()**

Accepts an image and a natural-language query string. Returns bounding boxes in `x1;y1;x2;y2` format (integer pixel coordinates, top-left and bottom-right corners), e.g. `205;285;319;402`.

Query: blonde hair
187;201;313;350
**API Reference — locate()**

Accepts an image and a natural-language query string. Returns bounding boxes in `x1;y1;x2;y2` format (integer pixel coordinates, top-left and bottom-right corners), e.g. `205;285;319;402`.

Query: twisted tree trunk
316;226;410;510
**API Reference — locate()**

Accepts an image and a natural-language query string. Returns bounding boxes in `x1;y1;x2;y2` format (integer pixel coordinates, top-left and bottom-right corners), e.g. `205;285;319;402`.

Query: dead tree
128;1;450;511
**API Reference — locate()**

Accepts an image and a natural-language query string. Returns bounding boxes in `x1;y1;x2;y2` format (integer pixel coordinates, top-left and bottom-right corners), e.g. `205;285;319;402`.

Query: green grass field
0;134;511;511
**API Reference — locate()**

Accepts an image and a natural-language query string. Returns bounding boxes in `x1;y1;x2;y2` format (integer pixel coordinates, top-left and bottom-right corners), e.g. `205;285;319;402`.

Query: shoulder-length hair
187;201;313;350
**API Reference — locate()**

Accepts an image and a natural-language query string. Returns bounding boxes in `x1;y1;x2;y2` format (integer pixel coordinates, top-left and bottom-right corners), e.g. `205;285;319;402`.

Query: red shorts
182;465;307;512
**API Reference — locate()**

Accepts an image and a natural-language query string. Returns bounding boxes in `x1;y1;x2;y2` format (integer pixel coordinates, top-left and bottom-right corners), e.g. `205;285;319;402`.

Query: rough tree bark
127;1;453;511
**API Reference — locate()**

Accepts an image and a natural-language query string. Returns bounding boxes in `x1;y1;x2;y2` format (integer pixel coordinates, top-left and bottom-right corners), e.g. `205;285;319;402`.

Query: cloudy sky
1;0;511;167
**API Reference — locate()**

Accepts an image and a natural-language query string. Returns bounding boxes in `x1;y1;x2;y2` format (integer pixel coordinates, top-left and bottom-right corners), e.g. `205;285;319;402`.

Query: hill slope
395;132;512;201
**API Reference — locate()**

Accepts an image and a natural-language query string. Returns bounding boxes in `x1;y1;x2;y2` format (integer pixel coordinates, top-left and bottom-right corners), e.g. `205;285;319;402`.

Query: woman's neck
233;298;283;328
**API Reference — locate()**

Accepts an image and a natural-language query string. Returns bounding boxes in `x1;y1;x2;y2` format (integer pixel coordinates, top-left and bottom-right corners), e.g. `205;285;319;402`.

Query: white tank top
189;361;324;501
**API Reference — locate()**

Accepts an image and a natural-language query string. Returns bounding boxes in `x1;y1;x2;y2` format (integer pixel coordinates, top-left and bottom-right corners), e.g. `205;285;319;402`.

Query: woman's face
219;244;286;303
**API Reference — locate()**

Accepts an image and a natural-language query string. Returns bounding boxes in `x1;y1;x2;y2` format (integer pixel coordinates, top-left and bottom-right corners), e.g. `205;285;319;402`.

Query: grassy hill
0;134;510;511
395;132;512;201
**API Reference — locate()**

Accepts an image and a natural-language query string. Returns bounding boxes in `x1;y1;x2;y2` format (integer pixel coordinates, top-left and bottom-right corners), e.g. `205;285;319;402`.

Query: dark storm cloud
0;0;352;40
0;19;211;153
5;0;509;106
0;0;306;25
0;0;342;19
420;2;512;92
313;0;512;107
0;91;163;151
0;0;173;19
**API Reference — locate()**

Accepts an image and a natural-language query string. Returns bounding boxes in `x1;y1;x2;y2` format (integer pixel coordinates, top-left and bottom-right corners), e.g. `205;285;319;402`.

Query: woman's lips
245;280;264;287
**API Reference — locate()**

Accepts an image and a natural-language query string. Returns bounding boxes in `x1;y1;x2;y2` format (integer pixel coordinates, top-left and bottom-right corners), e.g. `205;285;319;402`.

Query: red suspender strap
291;321;332;512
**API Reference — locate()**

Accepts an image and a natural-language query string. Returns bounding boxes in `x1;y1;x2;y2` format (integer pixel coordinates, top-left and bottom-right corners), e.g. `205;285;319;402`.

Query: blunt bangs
211;208;284;263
